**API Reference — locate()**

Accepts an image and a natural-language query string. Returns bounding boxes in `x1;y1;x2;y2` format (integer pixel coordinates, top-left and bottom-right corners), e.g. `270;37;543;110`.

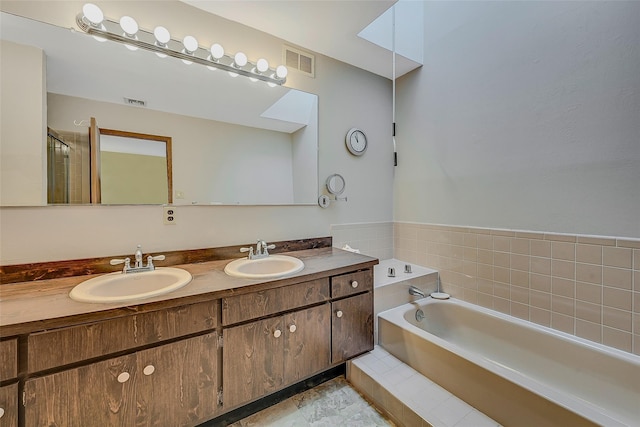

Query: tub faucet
408;286;426;298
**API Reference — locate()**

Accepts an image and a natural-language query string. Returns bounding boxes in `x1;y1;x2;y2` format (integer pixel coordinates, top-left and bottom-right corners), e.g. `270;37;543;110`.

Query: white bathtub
378;298;640;427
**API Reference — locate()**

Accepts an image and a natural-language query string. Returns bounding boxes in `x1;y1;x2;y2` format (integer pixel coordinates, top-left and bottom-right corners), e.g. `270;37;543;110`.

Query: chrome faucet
110;245;165;274
240;239;276;260
408;286;427;298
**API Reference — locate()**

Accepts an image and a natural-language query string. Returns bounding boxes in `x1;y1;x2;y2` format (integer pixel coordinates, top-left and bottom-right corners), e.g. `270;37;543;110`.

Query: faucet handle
146;254;165;270
264;243;276;256
110;258;129;266
240;247;254;258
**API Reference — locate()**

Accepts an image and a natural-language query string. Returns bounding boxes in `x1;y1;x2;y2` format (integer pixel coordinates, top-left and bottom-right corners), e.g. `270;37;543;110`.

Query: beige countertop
0;247;378;337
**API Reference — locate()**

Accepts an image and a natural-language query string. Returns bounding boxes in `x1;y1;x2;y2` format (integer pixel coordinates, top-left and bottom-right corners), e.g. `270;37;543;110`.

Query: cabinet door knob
117;372;130;383
143;364;155;376
336;310;343;318
0;407;4;419
351;280;359;288
274;329;282;338
289;324;297;333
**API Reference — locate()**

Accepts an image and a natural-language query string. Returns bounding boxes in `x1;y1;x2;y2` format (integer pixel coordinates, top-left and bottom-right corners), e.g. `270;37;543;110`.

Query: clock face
346;128;367;156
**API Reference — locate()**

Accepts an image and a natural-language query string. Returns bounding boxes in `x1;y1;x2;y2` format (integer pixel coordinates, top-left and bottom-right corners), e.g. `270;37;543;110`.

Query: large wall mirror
1;12;318;206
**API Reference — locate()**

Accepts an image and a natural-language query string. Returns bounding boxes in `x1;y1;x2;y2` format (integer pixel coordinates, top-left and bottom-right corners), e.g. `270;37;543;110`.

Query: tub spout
408;286;426;298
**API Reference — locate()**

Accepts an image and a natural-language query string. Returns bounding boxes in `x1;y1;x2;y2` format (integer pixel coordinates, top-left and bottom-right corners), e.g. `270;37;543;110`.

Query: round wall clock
345;128;367;156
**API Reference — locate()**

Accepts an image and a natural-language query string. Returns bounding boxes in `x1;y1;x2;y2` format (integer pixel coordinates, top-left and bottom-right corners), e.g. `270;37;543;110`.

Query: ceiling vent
283;45;315;78
123;97;146;107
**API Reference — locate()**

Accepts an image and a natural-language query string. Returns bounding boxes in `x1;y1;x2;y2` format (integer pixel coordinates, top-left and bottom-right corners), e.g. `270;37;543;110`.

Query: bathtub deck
348;346;501;427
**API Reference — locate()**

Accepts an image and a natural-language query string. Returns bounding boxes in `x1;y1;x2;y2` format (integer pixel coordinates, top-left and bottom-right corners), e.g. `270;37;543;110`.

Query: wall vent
283;45;315;78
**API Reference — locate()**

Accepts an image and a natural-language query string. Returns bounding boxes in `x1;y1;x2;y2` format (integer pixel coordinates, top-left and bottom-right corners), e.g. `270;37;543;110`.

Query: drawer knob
274;329;282;338
336;310;343;318
289;324;297;333
351;280;359;288
0;407;4;419
117;372;130;383
143;365;155;376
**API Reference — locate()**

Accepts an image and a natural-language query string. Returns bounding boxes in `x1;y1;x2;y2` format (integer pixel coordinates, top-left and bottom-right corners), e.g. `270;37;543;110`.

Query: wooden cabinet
0;382;18;427
5;250;376;426
23;333;219;427
222;304;331;410
331;290;373;364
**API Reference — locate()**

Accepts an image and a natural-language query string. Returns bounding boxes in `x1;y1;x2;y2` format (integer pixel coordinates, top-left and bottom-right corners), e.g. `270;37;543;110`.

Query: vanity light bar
76;4;287;86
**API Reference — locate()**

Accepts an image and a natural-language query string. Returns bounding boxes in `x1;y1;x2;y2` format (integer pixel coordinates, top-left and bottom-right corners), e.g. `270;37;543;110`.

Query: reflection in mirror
0;12;318;206
98;129;172;205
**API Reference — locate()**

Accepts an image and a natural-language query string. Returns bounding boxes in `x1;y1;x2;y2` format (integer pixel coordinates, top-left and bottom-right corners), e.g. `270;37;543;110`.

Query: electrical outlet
163;206;176;225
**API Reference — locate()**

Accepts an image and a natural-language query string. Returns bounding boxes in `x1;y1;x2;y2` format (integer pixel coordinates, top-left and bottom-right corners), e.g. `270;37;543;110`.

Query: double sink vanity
0;238;377;426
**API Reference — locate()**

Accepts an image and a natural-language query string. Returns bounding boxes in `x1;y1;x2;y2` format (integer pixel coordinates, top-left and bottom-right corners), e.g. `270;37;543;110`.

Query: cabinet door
222;316;284;410
331;292;374;364
24;354;136;427
0;382;18;427
283;304;331;385
136;333;219;427
0;339;17;381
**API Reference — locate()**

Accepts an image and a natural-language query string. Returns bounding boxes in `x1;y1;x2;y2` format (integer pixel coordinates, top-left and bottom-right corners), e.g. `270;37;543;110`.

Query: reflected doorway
92;126;173;205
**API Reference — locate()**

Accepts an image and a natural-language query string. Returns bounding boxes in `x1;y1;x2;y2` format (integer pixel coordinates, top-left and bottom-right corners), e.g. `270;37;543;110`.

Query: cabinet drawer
0;338;18;381
0;382;18;427
222;278;329;326
330;269;372;299
28;300;218;373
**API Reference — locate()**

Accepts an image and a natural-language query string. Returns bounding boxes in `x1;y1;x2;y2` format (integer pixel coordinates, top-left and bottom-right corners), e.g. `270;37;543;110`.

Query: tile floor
228;376;395;427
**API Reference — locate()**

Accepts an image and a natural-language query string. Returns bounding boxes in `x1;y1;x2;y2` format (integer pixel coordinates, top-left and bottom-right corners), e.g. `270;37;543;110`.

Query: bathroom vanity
0;242;376;426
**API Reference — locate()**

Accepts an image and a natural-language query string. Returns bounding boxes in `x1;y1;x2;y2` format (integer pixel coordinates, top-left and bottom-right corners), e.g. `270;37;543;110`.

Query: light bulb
256;58;269;73
154;26;171;45
276;65;288;79
210;43;224;60
82;3;104;26
119;16;138;36
234;52;247;67
182;35;198;54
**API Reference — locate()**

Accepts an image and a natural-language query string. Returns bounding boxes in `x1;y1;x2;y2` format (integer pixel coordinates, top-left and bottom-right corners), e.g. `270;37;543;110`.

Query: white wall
0;1;393;264
0;40;47;206
395;1;640;238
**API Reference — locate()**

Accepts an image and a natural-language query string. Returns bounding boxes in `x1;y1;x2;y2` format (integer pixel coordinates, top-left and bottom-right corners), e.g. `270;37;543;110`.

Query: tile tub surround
394;222;640;355
373;259;438;343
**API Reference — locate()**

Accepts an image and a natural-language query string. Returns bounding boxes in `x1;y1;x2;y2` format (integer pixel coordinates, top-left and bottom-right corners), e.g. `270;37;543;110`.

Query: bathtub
378;298;640;427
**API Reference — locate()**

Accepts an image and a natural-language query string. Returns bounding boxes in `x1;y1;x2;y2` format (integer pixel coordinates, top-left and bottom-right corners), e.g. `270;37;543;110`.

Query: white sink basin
69;267;192;303
224;255;304;279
